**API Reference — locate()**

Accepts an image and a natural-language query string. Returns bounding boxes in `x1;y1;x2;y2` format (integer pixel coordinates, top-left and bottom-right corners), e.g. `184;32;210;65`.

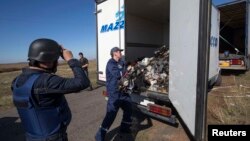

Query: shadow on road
106;110;153;141
0;117;25;141
221;69;246;76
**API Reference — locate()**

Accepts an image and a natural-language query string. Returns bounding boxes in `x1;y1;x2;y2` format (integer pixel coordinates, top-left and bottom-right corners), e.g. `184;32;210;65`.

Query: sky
0;0;235;63
213;0;236;5
0;0;96;63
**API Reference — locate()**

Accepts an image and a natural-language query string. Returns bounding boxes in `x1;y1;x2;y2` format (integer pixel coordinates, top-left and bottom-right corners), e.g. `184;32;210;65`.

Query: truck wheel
214;73;222;86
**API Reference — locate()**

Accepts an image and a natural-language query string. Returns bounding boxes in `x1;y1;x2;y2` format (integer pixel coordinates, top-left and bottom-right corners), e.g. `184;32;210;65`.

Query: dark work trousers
26;127;68;141
84;70;93;90
101;93;132;132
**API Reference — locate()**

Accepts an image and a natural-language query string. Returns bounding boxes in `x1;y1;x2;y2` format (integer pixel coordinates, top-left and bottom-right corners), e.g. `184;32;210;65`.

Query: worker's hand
61;46;73;62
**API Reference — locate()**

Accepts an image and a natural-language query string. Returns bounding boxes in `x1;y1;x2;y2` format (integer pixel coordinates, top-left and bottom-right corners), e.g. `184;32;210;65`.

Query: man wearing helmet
11;38;90;141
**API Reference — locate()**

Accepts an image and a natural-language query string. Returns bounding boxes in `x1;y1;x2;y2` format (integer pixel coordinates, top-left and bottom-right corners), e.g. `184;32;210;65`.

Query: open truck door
95;0;125;83
169;0;211;140
218;0;250;70
95;0;211;140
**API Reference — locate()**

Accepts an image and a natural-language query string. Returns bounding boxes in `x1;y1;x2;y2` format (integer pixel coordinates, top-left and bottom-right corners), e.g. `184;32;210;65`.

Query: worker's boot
95;128;107;141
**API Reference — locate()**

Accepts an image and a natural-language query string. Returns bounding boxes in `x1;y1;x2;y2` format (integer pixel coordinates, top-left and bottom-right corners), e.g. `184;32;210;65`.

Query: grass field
0;62;28;73
0;61;249;124
0;60;97;111
207;71;250;124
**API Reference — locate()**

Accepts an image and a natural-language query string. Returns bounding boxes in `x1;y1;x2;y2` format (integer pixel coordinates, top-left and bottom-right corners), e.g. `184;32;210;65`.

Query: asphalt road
0;86;189;141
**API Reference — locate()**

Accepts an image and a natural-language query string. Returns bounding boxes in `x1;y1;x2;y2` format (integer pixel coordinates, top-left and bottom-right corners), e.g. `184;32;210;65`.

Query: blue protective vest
12;74;72;138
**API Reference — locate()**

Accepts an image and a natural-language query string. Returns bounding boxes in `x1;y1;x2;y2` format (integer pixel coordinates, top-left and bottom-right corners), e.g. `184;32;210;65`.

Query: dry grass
207;71;250;124
0;71;21;111
0;60;97;111
0;62;28;73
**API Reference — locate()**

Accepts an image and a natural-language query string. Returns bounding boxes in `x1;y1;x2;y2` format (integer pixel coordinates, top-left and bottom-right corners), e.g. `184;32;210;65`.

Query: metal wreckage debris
119;46;169;94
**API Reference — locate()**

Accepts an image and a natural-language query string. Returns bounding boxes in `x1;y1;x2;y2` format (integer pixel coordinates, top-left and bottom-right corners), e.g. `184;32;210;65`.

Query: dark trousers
101;94;132;132
84;70;93;90
26;128;68;141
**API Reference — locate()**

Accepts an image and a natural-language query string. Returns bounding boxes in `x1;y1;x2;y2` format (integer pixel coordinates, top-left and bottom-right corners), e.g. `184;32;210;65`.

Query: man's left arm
40;59;90;94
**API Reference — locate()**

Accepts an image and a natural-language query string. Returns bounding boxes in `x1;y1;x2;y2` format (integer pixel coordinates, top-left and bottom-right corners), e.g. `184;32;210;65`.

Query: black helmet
28;38;62;62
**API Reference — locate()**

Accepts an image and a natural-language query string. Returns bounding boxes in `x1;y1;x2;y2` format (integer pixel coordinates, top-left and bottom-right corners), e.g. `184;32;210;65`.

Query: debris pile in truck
119;45;169;94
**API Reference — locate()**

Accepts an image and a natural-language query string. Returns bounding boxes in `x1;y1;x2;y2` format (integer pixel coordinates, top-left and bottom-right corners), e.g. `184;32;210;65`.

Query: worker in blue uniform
95;47;132;141
11;38;90;141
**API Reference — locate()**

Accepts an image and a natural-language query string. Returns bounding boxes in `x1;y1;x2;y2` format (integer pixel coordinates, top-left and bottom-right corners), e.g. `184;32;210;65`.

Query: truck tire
214;73;222;86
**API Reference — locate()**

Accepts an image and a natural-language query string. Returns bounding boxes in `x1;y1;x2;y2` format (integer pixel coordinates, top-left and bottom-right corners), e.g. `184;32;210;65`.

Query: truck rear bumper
130;93;177;125
131;91;170;103
220;66;246;70
135;104;177;125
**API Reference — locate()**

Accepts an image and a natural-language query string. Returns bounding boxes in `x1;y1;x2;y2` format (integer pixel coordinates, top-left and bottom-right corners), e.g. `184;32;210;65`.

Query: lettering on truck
100;5;125;33
210;36;218;47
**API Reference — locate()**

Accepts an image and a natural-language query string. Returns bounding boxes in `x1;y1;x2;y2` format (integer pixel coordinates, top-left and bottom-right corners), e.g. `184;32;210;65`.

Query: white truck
218;0;250;70
95;0;220;140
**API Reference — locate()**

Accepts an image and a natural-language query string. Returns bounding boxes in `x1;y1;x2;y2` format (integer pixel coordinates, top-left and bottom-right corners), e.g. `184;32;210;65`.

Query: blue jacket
11;59;90;138
106;58;126;98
